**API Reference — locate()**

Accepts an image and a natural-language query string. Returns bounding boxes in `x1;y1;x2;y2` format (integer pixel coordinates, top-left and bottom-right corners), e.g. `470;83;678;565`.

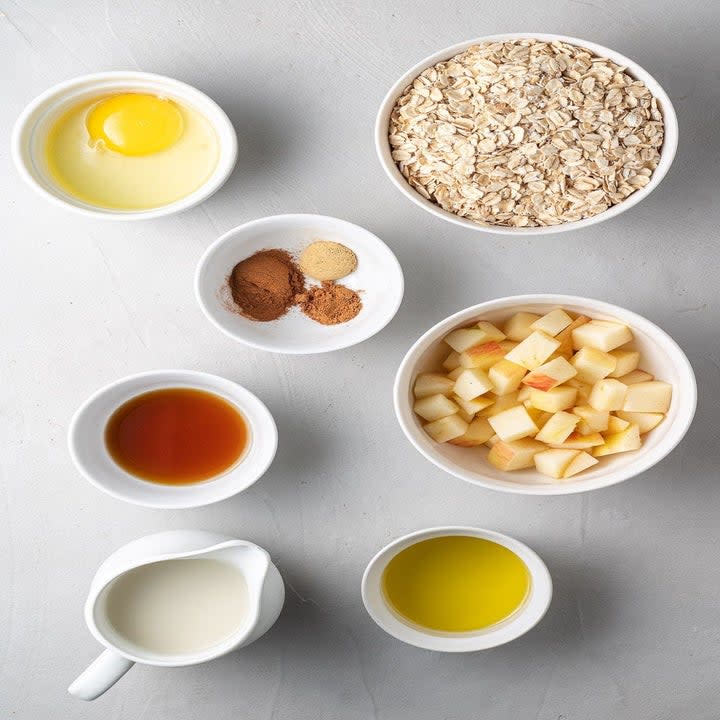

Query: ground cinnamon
228;249;304;321
298;282;362;325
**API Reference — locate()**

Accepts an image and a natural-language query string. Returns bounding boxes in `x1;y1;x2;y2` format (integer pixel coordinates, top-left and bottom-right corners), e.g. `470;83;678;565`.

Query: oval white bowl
376;33;678;236
68;370;277;508
394;295;696;495
195;214;404;354
362;526;552;652
12;71;238;220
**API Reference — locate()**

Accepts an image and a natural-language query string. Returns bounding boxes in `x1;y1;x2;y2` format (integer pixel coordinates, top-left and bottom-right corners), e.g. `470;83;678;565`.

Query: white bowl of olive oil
361;526;552;652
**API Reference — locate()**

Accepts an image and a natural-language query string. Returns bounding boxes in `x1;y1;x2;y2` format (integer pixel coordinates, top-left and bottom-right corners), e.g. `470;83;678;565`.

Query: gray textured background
1;1;719;718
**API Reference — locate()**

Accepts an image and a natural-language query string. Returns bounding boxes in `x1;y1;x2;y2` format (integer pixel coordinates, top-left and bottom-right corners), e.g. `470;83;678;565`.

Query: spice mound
299;240;358;282
228;249;304;321
389;38;664;228
298;283;362;325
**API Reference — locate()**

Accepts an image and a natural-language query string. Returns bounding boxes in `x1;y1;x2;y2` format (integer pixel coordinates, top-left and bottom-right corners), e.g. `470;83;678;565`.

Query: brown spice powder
298;282;362;325
228;249;305;321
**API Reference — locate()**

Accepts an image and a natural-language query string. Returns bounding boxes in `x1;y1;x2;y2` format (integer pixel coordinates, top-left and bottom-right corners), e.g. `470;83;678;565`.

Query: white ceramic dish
195;214;404;354
394;294;696;495
68;370;277;508
362;526;552;652
375;33;678;236
12;71;238;220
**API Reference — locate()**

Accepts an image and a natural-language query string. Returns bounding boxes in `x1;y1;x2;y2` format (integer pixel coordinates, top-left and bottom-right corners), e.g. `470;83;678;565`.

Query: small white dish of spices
195;214;404;354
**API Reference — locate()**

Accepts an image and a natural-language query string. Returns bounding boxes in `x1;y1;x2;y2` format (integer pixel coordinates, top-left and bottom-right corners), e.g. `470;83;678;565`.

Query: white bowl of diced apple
394;295;696;495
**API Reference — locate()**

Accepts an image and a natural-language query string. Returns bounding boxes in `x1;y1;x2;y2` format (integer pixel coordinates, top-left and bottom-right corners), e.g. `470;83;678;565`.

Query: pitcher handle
68;649;135;701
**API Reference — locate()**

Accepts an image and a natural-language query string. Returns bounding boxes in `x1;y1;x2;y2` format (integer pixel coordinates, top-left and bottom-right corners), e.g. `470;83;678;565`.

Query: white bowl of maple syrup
68;370;277;508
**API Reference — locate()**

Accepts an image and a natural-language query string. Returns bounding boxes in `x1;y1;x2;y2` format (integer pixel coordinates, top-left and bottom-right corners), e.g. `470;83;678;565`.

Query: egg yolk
86;94;184;156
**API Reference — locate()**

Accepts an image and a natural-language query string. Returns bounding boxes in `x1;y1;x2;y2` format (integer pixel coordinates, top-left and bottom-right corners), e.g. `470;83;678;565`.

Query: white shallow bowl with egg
394;295;696;495
195;214;404;354
12;71;237;220
375;33;678;236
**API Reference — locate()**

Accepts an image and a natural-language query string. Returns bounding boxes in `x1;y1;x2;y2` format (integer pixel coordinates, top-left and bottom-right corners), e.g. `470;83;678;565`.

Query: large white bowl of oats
376;34;678;234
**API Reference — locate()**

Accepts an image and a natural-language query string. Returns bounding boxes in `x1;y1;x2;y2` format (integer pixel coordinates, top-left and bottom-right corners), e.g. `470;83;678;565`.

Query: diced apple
566;378;592;404
550;431;604;449
505;331;561;370
588;379;627;411
488;438;545;470
608;350;640;378
488;359;527;395
593;424;641;457
448;417;495;447
531;308;573;337
572;405;610;432
535;449;580;479
459;341;506;370
529;386;577;412
555;315;591;358
617;369;654;385
615;410;664;434
526;407;553;429
563;451;599;478
575;419;594;436
475;321;506;342
622;381;672;413
453;394;494;418
442;351;461;371
488;405;539;442
570;347;617;384
517;385;532;403
485;434;500;448
413;394;459;422
453;368;494;401
423;414;469;443
414;373;454;399
605;415;630;434
521;356;577;391
572;320;633;352
447;367;464;381
444;328;490;353
479;392;520;417
535;411;579;444
504;312;541;342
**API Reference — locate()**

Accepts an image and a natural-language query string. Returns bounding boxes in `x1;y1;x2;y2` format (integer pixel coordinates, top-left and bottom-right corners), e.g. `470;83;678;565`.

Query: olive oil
382;536;530;632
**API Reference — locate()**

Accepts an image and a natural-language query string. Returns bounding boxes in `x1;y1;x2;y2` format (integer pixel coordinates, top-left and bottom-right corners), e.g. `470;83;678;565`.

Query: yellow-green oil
382;536;530;632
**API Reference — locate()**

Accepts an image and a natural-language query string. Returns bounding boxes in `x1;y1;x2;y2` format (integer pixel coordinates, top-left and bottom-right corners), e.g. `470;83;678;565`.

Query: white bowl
375;33;678;236
195;214;404;354
68;370;277;508
362;526;552;651
394;294;696;495
12;71;238;220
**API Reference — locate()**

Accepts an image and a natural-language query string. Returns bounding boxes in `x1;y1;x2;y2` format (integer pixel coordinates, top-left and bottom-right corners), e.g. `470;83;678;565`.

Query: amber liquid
105;388;249;485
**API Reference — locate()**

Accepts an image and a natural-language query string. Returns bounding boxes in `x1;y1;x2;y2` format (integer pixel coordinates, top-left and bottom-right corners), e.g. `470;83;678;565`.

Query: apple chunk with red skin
522;357;577;391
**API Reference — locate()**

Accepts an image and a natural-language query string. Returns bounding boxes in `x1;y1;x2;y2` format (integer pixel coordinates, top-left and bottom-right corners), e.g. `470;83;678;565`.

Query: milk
103;558;249;656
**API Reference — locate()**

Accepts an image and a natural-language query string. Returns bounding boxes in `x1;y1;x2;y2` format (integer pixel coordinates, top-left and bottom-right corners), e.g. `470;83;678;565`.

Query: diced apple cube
531;308;573;337
442;351;461;371
475;321;506;342
570;347;617;384
453;368;494;401
593;424;641;457
423;414;468;443
453;394;494;417
535;411;580;444
605;415;630;434
563;451;599;478
414;373;454;399
504;312;541;342
488;438;545;470
555;315;591;358
488;359;527;395
588;379;627;411
615;411;664;434
479;392;519;417
488;405;539;442
444;328;489;353
521;356;577;391
535;449;580;479
459;342;506;370
448;417;495;447
413;394;459;422
447;367;463;381
572;405;610;432
529;386;577;412
572;320;633;352
617;369;654;385
550;431;604;449
504;331;561;370
621;381;672;413
517;385;532;403
566;378;592;404
526;407;553;429
608;350;640;378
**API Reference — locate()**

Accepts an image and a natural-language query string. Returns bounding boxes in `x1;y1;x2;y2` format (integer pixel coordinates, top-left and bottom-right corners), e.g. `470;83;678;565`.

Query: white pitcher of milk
68;530;285;701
